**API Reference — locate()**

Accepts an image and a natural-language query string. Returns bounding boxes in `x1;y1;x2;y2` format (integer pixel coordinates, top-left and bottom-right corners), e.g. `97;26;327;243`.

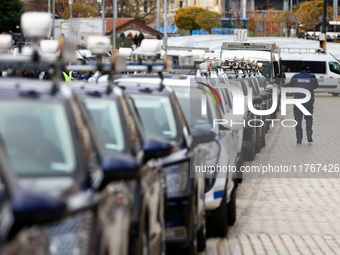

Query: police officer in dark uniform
289;64;319;144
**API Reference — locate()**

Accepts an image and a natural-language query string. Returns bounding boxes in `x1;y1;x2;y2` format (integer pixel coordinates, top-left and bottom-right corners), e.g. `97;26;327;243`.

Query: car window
303;61;326;74
0;101;76;176
250;77;260;94
256;76;266;88
0;172;13;241
273;61;280;76
229;79;246;95
130;94;178;141
120;96;143;156
172;87;212;129
281;60;302;73
257;61;270;78
243;78;256;95
84;99;126;153
329;62;340;75
281;60;326;74
218;88;231;113
0;174;5;206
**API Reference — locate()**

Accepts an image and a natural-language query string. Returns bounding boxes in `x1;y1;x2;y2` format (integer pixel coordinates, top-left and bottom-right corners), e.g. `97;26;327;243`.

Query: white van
280;48;340;96
220;42;285;88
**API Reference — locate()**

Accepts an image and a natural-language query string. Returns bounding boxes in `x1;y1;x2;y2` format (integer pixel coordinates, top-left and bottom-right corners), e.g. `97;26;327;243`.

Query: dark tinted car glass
84;99;126;153
130;94;179;141
257;61;270;78
172;87;212;128
0;101;76;176
281;60;326;74
329;62;340;75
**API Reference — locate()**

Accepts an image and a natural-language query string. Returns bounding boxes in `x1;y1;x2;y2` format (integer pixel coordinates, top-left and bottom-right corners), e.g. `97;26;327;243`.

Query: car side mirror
101;153;140;184
11;189;66;226
143;137;173;162
191;127;215;147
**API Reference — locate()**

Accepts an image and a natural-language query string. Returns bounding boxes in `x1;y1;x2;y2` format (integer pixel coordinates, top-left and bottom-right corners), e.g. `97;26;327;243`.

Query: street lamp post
52;0;55;39
157;0;160;32
69;0;73;18
320;0;327;50
113;0;116;51
164;0;167;54
97;0;105;36
334;0;338;21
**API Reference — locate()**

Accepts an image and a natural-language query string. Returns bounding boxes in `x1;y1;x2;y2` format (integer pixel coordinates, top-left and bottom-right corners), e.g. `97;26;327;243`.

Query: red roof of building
106;18;161;36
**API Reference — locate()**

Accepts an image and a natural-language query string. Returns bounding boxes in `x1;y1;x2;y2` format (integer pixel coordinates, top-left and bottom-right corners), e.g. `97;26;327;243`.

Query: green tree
174;6;207;35
297;0;333;34
0;0;24;33
195;10;221;34
61;3;96;19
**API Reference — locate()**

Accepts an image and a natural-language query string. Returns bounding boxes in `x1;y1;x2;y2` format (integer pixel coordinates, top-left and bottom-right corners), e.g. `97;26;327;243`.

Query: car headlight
199;141;220;191
48;211;93;255
200;141;220;167
164;162;189;198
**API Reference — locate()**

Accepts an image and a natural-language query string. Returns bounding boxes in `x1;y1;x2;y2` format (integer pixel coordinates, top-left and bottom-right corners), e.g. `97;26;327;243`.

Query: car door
121;94;165;255
0;159;49;255
68;97;131;255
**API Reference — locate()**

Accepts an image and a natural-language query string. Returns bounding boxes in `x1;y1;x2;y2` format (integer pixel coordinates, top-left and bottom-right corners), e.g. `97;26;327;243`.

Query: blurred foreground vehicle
0;138;59;255
70;36;172;255
0;13;134;255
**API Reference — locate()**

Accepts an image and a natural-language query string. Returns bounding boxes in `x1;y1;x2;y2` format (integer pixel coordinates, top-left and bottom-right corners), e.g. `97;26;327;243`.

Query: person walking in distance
289;64;319;144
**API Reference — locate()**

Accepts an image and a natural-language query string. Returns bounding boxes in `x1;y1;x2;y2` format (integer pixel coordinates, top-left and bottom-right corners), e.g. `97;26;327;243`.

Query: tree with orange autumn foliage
263;8;280;36
247;11;259;36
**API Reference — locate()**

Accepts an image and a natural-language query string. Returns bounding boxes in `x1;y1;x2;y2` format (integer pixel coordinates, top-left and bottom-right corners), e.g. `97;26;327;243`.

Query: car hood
19;177;75;197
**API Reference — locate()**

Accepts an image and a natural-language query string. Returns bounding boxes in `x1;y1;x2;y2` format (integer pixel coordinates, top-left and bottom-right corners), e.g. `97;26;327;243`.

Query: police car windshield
257;61;270;78
129;94;178;141
172;87;212;129
0;101;76;176
84;99;126;153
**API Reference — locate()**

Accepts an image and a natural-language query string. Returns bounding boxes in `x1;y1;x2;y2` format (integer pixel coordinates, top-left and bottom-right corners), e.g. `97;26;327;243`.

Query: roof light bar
119;47;133;57
87;36;110;56
21;12;52;40
192;49;205;61
40;40;59;57
0;35;13;53
141;39;161;57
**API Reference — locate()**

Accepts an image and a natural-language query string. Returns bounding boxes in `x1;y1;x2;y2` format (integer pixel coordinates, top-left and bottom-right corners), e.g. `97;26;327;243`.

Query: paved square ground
204;94;340;255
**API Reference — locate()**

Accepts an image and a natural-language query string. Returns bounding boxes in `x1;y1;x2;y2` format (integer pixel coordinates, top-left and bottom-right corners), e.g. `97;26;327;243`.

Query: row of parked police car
0;13;279;255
